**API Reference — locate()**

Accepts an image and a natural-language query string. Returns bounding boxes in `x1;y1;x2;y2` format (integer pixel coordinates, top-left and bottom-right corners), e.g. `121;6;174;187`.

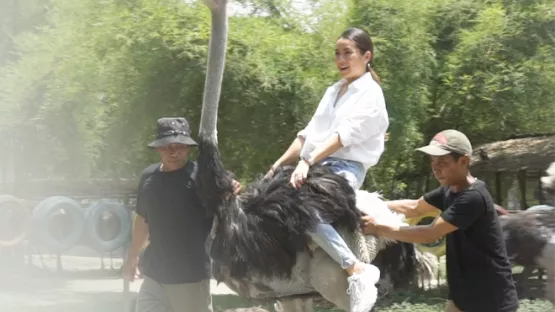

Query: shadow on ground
214;286;553;312
1;262;552;312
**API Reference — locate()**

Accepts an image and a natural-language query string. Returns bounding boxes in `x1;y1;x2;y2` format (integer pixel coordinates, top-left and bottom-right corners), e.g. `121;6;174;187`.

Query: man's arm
385;197;440;219
127;214;149;261
365;190;484;244
127;171;150;261
371;216;457;244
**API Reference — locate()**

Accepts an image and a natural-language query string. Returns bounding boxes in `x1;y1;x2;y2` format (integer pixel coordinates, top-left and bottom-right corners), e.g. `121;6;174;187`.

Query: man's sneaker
346;263;380;312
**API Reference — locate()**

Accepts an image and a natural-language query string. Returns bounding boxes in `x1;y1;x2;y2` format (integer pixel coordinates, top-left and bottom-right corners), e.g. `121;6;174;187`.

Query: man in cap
123;117;241;312
361;129;519;312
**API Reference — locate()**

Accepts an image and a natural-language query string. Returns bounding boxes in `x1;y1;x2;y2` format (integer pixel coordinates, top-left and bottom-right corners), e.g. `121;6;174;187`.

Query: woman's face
335;38;371;82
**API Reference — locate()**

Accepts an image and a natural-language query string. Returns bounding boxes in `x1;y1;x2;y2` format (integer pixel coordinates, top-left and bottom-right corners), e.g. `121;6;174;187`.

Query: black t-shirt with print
135;161;213;284
423;180;519;312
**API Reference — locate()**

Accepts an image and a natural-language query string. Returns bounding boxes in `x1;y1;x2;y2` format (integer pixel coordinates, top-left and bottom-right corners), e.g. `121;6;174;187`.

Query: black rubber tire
0;195;32;247
84;199;132;253
405;210;446;257
31;196;85;253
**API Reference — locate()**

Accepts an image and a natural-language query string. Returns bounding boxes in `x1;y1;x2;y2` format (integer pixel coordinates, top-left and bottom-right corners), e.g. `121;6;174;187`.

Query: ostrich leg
517;265;534;297
537;237;555;305
307;249;350;311
275;299;313;312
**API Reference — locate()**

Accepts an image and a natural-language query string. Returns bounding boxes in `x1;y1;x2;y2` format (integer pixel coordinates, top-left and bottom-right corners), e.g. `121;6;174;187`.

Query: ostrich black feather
196;136;363;280
372;242;418;289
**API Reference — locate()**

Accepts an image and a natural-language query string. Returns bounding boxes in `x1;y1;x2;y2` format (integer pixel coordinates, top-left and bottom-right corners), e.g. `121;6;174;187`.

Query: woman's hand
263;167;276;180
289;160;310;188
232;179;242;195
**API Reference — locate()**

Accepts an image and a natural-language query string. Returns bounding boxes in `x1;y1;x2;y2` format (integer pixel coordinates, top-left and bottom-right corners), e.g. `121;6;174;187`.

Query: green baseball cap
416;129;473;156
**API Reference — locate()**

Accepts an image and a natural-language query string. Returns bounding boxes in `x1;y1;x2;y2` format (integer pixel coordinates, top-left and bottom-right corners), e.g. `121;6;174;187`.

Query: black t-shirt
423;180;519;312
135;161;213;284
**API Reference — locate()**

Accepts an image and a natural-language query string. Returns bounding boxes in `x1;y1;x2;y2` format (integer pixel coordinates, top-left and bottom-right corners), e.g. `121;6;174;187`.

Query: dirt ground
1;246;551;312
0;246;237;312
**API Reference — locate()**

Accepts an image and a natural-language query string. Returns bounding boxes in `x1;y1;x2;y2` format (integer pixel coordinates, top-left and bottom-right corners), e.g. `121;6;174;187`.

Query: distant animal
498;162;555;306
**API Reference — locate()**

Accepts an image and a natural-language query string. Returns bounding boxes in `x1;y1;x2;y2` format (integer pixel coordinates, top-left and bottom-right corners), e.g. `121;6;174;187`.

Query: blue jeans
308;157;366;269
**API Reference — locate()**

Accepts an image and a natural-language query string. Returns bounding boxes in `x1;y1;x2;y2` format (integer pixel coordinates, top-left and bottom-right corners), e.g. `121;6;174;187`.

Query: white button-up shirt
298;72;389;171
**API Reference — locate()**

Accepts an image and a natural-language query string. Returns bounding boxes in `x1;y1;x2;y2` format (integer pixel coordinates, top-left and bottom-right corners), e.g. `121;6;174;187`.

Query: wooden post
518;170;527;210
5;138;15;195
56;252;63;273
122;193;131;312
0;138;16;263
424;173;431;193
414;176;423;198
538;170;545;204
495;171;502;205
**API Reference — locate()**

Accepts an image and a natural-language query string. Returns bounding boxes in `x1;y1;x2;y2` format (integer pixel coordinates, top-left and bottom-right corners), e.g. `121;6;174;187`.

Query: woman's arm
302;133;343;165
270;136;305;170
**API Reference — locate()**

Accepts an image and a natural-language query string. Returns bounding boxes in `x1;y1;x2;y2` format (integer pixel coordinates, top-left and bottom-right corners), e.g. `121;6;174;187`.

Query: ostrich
498;162;555;306
194;0;438;311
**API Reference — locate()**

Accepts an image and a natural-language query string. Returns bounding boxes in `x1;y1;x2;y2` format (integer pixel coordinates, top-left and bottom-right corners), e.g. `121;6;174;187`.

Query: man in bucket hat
123;117;241;312
361;129;519;312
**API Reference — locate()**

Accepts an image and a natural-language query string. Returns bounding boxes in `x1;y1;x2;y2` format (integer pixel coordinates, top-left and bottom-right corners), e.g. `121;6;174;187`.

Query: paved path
0;253;237;312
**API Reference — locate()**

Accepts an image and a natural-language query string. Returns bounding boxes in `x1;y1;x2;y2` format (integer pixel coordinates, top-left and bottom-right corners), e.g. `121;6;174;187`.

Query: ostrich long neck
199;1;228;140
196;0;234;216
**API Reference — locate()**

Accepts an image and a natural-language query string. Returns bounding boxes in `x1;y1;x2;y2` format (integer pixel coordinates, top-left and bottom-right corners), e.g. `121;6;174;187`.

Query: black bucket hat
148;117;198;148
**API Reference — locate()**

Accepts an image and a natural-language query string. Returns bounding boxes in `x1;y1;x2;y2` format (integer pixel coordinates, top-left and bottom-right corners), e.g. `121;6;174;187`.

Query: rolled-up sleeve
334;90;387;147
297;116;314;139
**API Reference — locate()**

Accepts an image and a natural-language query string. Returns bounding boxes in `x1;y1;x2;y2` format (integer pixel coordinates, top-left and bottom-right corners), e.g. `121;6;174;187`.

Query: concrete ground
0;247;238;312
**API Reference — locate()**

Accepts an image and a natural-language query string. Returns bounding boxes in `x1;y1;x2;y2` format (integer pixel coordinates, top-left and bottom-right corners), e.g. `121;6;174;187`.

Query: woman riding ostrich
195;1;437;311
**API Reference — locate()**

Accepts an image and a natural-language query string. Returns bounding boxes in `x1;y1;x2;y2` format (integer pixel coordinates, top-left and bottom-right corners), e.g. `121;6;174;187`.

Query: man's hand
122;256;139;282
360;215;380;235
360;215;395;236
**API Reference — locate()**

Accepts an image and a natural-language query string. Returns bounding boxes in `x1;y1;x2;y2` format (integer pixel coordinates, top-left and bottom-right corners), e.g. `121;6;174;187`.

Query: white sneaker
346;263;380;312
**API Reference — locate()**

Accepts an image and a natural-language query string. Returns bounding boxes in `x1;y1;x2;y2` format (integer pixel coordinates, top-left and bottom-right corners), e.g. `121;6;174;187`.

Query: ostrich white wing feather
541;162;555;190
355;190;407;227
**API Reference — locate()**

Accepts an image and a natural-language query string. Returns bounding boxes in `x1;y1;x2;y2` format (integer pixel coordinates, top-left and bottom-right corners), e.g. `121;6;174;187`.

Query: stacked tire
31;196;86;253
405;210;446;257
0;195;32;248
29;196;131;253
84;199;132;253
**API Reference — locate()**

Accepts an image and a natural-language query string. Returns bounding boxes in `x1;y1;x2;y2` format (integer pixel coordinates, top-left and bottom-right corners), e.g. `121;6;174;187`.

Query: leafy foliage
0;0;554;199
350;0;555;196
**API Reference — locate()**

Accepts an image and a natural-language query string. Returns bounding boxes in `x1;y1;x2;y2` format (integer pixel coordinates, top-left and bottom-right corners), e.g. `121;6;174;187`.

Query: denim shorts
319;157;366;190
